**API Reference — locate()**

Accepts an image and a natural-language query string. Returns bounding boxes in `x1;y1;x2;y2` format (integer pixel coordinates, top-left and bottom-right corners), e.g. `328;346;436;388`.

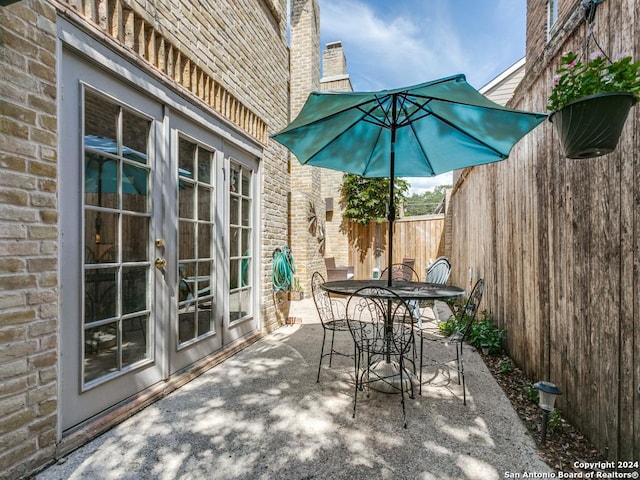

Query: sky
317;0;528;194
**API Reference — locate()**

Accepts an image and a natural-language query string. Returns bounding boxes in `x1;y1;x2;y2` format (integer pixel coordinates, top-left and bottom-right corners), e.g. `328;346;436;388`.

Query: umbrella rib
400;102;436;176
299;100;389;167
283;95;387;164
402;96;510;158
358;94;394;129
427;109;508;158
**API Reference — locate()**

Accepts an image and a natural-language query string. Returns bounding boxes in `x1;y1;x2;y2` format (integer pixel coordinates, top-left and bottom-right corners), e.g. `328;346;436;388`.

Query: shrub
467;311;505;355
498;356;515;374
524;384;539;403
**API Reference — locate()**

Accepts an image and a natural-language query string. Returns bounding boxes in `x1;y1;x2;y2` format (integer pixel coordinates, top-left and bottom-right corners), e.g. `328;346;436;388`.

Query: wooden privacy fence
447;1;639;460
346;215;445;280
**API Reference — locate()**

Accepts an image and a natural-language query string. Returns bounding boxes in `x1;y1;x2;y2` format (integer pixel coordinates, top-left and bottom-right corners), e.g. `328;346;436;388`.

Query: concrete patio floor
37;298;552;479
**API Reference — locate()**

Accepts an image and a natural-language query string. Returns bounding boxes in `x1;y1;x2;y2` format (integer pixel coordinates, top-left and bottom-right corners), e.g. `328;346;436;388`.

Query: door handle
154;257;167;269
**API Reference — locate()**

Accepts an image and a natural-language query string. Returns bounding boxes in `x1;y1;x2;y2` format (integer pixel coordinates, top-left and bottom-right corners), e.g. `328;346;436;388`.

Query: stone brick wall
0;1;59;478
288;0;324;294
319;42;352;269
1;0;291;477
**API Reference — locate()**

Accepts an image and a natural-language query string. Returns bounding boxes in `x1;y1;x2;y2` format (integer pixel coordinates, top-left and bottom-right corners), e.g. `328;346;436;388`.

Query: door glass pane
176;136;216;347
85;211;118;263
178;310;196;344
85;153;118;209
178;137;195;179
230;227;240;257
230;196;239;225
241;198;250;226
241;170;250;195
85;267;117;322
84;90;118;143
122;266;147;314
229;162;253;322
82;88;152;386
198;187;211;221
122;164;149;212
230;259;239;290
198;223;211;258
241;229;250;257
122;215;148;262
122;315;148;367
122;110;150;162
198;148;212;183
179;181;195;219
84;323;118;382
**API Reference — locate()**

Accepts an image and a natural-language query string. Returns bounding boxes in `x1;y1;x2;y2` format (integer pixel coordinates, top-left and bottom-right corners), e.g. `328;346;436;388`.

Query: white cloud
403;173;453;195
317;0;526;194
319;0;468;90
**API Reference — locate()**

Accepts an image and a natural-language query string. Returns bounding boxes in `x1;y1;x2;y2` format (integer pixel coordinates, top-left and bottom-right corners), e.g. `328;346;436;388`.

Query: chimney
322;41;347;77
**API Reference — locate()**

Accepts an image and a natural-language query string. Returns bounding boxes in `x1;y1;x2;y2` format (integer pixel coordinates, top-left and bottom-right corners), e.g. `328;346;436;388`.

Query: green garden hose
272;246;296;292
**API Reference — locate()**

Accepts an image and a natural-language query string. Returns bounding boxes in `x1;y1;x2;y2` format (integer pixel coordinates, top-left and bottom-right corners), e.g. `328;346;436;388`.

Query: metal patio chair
346;286;417;428
422;278;485;404
311;271;352;382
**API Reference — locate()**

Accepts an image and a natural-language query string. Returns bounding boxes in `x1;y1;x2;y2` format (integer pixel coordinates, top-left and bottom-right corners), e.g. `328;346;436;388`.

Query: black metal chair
379;262;420;281
311;271;352;382
422;278;485;405
413;256;453;389
346;286;417;428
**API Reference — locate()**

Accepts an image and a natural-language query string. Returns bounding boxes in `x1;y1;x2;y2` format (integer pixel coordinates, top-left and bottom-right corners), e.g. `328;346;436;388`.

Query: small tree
340;174;409;225
403;185;451;216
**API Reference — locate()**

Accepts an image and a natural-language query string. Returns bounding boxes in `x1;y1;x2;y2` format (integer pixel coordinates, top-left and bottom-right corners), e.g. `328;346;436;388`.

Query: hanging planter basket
549;92;636;159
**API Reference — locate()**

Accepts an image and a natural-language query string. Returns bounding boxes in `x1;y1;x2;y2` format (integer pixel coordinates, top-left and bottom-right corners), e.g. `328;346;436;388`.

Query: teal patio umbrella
272;75;547;285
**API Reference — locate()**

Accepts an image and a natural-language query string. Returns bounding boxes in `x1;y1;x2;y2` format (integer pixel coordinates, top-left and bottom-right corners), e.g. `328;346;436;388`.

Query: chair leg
316;329;328;383
352;347;362;419
419;331;424;395
461;350;466;406
455;343;461;385
399;355;407;428
329;329;337;367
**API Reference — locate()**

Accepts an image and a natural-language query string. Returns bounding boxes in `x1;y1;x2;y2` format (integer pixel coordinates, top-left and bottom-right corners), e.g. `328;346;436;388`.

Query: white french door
59;49;165;431
59;46;259;433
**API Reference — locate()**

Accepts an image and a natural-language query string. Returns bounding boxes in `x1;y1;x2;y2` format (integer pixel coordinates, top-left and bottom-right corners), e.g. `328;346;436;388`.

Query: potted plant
548;51;640;158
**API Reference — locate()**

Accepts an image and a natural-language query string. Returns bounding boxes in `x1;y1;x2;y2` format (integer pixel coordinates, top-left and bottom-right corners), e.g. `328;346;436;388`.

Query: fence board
347;216;445;281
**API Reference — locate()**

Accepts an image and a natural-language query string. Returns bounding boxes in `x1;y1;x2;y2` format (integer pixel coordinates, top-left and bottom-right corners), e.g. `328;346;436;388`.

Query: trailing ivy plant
340;174;409;225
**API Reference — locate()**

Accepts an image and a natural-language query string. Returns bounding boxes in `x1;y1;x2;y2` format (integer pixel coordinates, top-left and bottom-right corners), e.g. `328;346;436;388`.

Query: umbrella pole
387;96;397;288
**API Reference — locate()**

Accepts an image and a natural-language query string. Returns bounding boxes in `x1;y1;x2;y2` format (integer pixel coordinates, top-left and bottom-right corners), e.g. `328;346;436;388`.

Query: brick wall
319;42;352;269
288;0;324;294
0;1;59;478
0;0;291;477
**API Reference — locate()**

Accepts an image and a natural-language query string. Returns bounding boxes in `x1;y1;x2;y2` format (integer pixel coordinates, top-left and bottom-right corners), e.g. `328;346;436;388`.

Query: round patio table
322;279;465;393
321;279;465;300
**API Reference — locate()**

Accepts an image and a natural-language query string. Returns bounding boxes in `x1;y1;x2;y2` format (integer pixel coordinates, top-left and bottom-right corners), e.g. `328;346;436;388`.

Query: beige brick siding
319;42;352;271
0;1;59;478
1;0;291;477
288;0;324;295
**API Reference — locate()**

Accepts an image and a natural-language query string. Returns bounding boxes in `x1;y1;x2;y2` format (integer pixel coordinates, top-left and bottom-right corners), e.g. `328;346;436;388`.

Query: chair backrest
345;286;415;355
324;257;336;269
402;258;415;271
427;257;451;284
311;271;345;326
458;278;485;341
380;263;420;281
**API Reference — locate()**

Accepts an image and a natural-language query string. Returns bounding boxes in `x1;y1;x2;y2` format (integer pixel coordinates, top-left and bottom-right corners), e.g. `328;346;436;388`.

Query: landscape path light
533;381;562;444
